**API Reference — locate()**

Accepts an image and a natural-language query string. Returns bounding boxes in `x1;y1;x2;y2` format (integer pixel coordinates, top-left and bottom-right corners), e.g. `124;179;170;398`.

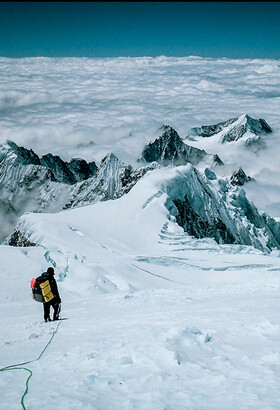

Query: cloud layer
0;56;280;164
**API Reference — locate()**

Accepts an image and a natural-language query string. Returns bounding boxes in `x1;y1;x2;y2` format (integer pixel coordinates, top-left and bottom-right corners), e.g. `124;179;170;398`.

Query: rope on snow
0;320;63;410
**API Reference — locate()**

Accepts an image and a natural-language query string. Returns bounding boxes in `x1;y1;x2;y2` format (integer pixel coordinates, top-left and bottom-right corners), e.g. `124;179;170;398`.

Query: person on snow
37;267;62;322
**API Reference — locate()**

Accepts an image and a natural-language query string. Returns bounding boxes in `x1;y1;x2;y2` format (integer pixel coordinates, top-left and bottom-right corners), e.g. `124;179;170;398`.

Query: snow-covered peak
191;114;272;144
99;152;124;170
239;114;272;135
0;139;41;165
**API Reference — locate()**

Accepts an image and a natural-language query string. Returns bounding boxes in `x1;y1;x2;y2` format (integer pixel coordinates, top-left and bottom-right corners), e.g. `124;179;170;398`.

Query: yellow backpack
39;280;54;302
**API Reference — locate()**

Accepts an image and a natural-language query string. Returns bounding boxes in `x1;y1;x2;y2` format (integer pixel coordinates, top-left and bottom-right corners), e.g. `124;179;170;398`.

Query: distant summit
140;125;206;166
191;114;272;144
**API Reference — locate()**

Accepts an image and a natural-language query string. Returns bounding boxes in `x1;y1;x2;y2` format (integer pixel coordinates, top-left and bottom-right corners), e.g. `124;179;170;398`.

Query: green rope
1;367;32;410
0;320;62;409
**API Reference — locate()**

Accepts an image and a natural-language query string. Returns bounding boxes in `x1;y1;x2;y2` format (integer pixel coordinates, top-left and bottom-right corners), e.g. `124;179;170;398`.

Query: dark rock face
40;154;97;185
140;126;206;166
40;154;76;184
173;196;236;245
166;166;280;252
191;114;272;144
6;230;36;247
68;158;98;181
230;168;252;186
255;118;273;134
119;163;159;196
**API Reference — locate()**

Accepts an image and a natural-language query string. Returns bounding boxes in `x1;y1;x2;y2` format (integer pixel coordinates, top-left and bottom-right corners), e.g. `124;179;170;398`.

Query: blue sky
0;2;279;59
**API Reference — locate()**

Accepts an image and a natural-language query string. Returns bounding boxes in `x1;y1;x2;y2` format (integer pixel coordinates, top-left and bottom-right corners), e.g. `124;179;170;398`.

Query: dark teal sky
0;2;280;59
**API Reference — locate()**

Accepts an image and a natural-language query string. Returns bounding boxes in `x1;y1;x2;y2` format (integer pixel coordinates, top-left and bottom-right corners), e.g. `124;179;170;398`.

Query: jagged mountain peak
161;125;181;140
230;167;252;186
139;126;206;166
40;152;97;185
97;153;127;182
100;152;123;166
63;153;158;210
158;124;173;133
1;140;41;165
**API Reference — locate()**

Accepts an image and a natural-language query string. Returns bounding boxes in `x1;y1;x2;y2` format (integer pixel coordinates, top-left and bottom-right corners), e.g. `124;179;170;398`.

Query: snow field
1;213;280;409
1;273;280;409
1;165;280;409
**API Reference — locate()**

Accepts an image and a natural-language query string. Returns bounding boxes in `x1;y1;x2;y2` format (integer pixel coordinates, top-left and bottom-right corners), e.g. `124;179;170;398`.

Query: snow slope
1;166;280;409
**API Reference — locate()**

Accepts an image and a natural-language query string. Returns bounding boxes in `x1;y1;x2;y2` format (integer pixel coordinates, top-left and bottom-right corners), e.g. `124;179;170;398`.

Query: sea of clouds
1;56;280;165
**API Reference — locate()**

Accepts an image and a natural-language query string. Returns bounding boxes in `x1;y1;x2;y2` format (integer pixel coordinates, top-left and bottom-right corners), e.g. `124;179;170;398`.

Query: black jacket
39;271;61;303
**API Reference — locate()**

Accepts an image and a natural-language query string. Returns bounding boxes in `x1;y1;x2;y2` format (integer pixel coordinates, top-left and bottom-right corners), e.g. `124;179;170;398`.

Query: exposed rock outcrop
230;168;252;186
212;154;224;167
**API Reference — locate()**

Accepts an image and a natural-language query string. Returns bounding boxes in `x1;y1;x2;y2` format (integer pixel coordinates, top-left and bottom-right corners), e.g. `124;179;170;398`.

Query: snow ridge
5;164;280;253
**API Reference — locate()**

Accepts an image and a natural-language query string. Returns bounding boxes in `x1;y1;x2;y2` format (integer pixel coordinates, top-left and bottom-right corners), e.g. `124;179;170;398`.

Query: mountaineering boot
45;317;51;322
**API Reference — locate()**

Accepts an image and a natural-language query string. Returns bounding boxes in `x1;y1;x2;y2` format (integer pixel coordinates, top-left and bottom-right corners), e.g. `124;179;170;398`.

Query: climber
36;267;62;322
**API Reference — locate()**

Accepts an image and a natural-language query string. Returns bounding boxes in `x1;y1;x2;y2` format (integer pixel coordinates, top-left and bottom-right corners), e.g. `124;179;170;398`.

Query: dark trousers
43;298;60;321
